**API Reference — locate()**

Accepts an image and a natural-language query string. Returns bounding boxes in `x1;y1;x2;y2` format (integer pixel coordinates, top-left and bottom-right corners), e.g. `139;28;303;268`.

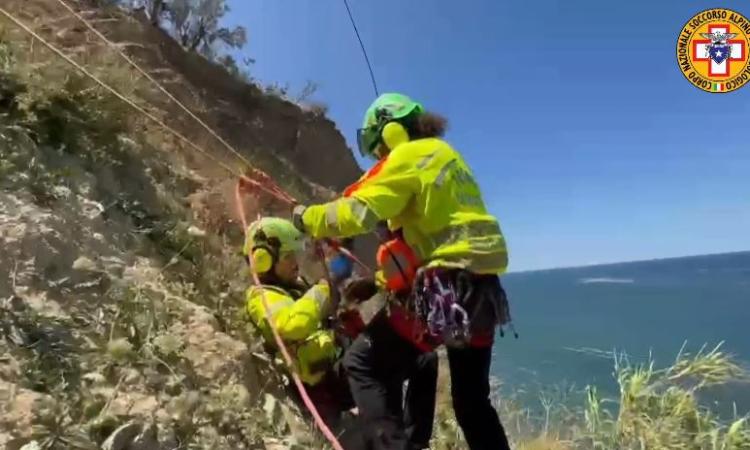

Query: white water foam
578;277;635;285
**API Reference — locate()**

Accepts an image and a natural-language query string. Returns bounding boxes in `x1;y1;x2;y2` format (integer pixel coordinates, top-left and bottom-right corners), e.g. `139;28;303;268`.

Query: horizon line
507;248;750;274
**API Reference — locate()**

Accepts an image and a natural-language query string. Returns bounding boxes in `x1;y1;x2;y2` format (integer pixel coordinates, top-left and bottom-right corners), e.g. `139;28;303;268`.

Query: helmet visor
356;127;379;159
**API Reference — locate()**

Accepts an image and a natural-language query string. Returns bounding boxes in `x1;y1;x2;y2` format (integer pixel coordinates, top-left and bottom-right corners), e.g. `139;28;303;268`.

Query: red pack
376;238;420;293
387;302;438;353
336;309;366;339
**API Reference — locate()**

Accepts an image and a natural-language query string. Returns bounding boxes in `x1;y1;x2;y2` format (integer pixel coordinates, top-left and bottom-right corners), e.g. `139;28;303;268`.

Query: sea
491;251;750;416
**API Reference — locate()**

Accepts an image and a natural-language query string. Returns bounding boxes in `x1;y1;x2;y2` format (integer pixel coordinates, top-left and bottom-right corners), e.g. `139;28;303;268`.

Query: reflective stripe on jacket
245;282;336;385
302;137;508;275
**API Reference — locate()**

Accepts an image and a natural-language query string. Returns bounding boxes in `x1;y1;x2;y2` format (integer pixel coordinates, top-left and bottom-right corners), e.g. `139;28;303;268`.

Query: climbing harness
411;268;519;348
413;269;471;348
0;2;517;447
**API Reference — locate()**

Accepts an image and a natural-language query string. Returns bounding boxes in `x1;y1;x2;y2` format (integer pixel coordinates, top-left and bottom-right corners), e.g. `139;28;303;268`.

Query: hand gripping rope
235;181;344;450
235;176;373;450
1;2;380;446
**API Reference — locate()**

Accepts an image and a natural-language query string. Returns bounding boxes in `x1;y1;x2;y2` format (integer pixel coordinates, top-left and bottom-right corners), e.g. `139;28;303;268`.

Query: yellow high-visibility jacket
246;281;337;385
302;137;508;275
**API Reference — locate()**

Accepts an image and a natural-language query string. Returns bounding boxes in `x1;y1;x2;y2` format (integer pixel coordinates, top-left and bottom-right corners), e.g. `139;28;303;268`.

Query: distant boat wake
579;277;635;284
563;346;629;360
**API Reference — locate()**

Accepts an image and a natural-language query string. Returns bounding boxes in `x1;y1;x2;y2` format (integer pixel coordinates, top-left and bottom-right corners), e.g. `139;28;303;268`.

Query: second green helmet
356;93;424;158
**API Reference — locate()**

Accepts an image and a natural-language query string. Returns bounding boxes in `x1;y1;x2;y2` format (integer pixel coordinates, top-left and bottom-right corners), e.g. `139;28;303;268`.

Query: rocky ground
0;3;340;447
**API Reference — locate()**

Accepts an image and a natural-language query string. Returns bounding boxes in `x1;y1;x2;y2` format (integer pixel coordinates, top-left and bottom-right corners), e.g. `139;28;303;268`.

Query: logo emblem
677;8;750;93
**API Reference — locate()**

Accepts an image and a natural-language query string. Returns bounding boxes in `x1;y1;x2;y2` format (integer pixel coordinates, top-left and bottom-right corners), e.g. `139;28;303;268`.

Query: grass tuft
431;343;749;450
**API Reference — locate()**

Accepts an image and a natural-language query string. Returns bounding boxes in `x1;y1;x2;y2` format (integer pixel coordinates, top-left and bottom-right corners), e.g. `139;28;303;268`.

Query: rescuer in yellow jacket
242;216;363;438
292;93;513;450
243;216;438;450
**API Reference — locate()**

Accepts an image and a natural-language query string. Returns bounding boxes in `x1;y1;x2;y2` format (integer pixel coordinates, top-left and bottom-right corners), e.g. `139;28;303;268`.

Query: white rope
0;5;243;178
0;7;347;448
52;0;256;170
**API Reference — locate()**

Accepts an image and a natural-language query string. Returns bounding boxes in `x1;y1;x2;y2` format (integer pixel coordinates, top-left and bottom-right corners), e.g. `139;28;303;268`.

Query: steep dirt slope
8;0;378;259
0;1;372;449
12;0;364;193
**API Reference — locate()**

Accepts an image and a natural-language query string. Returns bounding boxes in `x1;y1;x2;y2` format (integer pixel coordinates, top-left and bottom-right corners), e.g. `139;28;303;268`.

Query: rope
0;6;343;448
342;0;379;97
52;0;257;171
242;213;345;450
0;7;242;175
325;238;372;274
48;0;379;274
0;6;296;204
238;170;297;206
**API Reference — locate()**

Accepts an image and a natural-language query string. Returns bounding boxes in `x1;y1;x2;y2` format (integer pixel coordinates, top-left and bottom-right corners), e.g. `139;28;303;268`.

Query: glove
292;204;307;232
329;253;353;281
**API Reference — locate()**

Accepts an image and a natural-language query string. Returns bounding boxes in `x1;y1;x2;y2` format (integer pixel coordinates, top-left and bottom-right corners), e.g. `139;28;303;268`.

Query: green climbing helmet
242;217;304;258
356;92;424;159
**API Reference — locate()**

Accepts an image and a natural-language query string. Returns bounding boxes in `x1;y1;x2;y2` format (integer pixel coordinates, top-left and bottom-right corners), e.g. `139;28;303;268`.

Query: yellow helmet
243;217;304;273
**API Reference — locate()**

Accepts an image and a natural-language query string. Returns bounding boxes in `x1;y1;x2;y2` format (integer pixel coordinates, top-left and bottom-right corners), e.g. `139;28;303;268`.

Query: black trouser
305;359;356;426
343;310;438;450
447;345;511;450
305;361;367;450
345;281;513;450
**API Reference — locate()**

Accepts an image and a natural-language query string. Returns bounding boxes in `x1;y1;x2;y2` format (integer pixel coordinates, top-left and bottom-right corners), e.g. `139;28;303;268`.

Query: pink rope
236;174;372;274
235;180;345;450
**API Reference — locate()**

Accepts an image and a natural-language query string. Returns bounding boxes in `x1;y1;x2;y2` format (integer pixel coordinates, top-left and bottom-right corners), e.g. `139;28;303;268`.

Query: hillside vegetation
1;2;749;449
0;1;349;448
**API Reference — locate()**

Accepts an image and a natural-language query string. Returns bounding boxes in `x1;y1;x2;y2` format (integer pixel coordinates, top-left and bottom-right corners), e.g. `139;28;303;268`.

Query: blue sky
224;0;750;271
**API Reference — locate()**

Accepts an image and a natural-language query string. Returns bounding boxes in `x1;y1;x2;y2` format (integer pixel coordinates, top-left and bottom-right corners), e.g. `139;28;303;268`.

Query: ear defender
250;230;280;274
381;122;409;150
251;246;274;273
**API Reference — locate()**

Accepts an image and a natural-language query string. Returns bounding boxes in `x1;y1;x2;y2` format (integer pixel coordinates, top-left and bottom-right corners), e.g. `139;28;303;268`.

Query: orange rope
52;0;258;170
324;238;372;274
238;171;298;206
0;7;366;446
236;175;371;273
0;6;343;448
236;181;344;450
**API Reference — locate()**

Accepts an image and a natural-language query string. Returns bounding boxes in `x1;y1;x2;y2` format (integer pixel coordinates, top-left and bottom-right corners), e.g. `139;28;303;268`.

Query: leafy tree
216;54;255;82
123;0;168;26
165;0;247;57
146;0;167;26
295;80;319;103
123;0;246;58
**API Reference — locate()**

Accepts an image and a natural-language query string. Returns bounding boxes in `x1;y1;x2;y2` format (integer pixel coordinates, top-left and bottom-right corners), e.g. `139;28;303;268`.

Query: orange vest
376;238;420;293
343;158;496;350
343;156;388;198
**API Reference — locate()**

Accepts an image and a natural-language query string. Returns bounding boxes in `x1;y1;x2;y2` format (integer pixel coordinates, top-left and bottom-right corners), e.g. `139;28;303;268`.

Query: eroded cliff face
61;0;363;194
0;1;369;448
